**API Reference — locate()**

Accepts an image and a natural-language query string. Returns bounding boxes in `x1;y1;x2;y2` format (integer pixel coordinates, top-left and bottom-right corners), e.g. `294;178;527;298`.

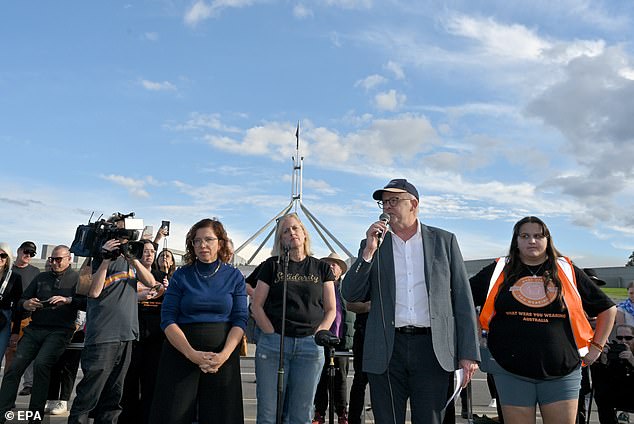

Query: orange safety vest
479;256;593;356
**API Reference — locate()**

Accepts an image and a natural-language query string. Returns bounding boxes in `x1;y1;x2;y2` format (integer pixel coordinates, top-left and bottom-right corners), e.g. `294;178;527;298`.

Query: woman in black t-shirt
251;213;336;424
471;216;616;424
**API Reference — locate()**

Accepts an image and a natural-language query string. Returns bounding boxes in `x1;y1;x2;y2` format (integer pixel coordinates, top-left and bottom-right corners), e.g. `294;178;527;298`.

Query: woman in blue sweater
150;218;248;424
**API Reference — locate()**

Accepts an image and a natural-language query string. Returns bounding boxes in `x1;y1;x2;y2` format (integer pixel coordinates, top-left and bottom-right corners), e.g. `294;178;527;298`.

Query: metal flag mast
233;121;354;265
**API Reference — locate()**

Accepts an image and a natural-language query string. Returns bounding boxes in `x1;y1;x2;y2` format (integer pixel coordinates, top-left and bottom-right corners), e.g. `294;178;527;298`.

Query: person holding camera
150;218;248;424
68;216;159;424
0;245;84;422
251;213;336;424
593;324;634;424
152;248;176;284
120;240;167;424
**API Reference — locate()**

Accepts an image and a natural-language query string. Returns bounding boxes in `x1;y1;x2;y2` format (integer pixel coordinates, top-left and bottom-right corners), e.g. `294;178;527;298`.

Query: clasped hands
192;350;228;374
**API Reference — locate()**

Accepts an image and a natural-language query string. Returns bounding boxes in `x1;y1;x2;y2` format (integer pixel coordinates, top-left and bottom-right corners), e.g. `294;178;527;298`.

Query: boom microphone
377;212;390;244
315;329;340;347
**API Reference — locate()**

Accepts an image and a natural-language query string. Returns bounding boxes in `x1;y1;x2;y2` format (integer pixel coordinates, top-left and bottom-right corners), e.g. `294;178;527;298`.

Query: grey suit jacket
341;223;480;374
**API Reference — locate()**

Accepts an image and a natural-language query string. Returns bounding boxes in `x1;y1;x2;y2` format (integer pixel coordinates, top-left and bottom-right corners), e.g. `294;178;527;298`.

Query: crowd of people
0;178;632;424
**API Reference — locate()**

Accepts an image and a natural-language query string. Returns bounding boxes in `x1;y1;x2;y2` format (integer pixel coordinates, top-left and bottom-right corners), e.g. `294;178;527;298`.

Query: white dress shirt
393;222;431;328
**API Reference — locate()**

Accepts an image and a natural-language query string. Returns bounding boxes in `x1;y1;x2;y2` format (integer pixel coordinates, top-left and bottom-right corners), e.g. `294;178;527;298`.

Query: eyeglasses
192;237;218;247
0;253;8;259
48;256;69;264
143;250;156;255
377;198;411;209
616;335;634;341
518;233;547;240
22;250;36;257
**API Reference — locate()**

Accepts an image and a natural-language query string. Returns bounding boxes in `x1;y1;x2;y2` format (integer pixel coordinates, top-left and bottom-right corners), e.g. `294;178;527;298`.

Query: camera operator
68;216;158;424
593;324;634;424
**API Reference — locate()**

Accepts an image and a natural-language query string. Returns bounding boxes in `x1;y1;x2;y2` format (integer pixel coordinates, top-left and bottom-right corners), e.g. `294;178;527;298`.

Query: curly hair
183;218;231;265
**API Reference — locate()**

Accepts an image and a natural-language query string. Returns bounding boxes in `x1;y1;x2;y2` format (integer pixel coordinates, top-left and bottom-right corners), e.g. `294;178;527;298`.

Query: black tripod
315;330;341;424
326;346;337;424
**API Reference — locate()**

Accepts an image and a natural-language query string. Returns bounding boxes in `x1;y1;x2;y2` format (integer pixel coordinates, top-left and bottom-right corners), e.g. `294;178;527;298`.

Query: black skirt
150;322;244;424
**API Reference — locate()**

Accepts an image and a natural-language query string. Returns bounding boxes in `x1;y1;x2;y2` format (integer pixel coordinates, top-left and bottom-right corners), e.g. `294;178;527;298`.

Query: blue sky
2;0;634;267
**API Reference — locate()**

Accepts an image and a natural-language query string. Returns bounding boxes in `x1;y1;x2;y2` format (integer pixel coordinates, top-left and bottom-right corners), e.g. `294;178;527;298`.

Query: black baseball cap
373;179;419;200
19;241;37;253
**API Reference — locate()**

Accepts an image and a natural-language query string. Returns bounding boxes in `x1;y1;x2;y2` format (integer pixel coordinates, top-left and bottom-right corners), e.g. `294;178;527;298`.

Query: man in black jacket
0;245;84;422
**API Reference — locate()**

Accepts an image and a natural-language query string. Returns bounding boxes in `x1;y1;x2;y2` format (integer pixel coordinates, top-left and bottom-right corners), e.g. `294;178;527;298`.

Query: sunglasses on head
616;335;634;341
0;253;8;259
22;250;35;257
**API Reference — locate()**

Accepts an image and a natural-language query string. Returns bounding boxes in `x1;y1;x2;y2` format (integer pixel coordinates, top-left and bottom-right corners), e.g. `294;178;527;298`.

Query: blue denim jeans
255;330;324;424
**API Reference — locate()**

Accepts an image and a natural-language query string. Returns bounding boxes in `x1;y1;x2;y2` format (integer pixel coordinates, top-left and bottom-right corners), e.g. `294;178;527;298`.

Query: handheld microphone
315;329;340;347
377;212;390;244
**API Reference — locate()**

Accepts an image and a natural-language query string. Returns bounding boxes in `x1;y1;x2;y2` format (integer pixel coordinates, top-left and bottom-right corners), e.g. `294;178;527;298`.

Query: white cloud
322;0;372;9
140;79;177;92
144;32;159;41
101;175;159;198
164;112;241;133
385;61;405;79
183;114;437;168
184;0;258;26
445;14;551;61
354;74;387;91
374;89;406;111
204;122;298;160
329;31;342;48
293;4;313;19
282;175;339;195
619;67;634;80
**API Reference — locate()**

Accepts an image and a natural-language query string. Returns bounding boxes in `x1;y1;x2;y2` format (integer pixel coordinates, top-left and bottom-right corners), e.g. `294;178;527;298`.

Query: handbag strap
0;269;12;296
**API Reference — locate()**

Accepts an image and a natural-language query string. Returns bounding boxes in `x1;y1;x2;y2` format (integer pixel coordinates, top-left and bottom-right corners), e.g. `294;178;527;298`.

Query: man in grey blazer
341;179;480;424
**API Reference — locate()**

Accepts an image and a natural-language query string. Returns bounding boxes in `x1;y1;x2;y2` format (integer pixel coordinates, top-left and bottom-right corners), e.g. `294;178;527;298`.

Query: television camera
70;212;146;260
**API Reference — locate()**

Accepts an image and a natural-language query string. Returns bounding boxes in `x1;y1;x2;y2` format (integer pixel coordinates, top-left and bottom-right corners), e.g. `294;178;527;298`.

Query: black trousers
348;327;368;424
150;322;244;424
0;326;73;421
68;340;133;424
592;363;634;424
119;334;164;424
367;332;452;424
48;330;83;401
314;348;349;416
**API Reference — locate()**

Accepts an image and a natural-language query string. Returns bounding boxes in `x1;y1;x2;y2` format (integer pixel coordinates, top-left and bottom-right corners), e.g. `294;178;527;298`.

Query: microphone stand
276;247;290;424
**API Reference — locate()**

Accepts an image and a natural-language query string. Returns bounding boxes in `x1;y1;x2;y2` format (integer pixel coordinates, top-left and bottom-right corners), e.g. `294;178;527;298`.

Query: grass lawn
602;287;628;302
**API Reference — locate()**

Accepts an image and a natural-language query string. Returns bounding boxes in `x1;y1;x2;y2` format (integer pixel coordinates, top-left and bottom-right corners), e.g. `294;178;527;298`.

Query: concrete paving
7;350;611;423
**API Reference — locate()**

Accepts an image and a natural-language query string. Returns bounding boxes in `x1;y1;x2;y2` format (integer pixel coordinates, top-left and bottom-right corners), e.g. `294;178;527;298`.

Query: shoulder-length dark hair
153;248;176;278
183;218;231;265
501;216;565;306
